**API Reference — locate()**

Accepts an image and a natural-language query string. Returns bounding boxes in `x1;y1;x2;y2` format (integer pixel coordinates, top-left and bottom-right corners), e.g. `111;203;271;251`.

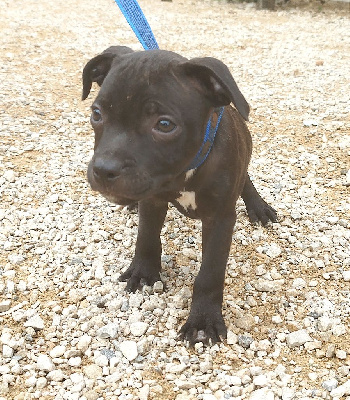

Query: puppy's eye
154;119;176;134
91;107;102;123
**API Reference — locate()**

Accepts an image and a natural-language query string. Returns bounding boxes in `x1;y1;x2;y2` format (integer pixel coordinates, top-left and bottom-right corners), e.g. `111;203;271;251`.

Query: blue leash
114;0;224;171
114;0;159;50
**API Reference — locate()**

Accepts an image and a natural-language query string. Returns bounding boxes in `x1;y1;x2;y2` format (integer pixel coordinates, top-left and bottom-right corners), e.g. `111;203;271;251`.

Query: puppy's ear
181;57;250;121
82;46;134;100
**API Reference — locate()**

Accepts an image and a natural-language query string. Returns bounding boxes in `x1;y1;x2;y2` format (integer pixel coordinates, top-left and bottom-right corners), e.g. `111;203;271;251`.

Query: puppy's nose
92;158;123;181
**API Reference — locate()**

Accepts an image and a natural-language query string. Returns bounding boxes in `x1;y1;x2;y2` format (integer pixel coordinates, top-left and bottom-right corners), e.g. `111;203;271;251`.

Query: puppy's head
82;46;249;205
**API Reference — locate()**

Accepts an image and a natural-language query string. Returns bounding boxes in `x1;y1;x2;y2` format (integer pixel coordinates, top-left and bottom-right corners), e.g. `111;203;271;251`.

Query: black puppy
82;46;277;344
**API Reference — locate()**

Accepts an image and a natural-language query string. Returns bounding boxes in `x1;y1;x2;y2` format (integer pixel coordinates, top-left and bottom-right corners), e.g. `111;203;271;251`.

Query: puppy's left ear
181;57;250;121
82;46;134;100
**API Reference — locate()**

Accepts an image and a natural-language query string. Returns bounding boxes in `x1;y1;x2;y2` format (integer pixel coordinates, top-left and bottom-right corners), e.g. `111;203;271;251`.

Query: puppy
82;46;277;344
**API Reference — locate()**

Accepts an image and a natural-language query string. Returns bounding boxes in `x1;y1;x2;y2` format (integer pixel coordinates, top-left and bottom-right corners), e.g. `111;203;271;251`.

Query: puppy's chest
173;190;198;217
168;169;199;217
164;170;215;218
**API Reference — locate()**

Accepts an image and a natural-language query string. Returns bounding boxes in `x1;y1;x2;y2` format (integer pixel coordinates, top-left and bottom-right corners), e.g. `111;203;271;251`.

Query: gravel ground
1;0;350;399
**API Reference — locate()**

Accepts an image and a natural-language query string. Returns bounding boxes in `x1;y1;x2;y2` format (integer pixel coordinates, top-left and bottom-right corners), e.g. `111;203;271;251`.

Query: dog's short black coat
82;46;277;345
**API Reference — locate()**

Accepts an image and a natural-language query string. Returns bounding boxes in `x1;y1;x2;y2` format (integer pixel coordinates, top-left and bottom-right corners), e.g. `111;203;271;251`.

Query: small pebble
120;340;138;361
322;378;338;392
83;364;102;380
0;300;11;313
24;314;45;330
249;387;275;400
286;330;313;348
130;322;149;337
50;345;66;358
36;354;54;372
47;369;65;382
335;349;347;360
97;323;119;339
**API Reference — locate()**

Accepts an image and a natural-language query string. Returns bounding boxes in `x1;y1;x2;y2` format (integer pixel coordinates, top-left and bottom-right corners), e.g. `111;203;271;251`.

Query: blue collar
186;106;225;171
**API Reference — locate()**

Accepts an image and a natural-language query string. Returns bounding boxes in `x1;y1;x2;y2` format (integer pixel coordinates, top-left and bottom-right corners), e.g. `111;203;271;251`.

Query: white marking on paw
185;169;196;182
176;191;197;211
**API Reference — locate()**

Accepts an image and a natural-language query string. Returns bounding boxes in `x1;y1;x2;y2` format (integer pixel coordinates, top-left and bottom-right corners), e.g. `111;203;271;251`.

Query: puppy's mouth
89;179;152;205
87;161;151;204
101;187;150;206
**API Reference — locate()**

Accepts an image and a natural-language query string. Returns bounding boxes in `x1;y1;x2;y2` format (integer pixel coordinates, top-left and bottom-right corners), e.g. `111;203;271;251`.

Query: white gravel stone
36;377;47;389
120;340;138;361
286;330;313;348
130;322;149;337
235;313;255;331
272;315;283;324
50;345;66;358
94;354;109;367
281;387;295;400
153;281;164;293
2;345;14;358
292;278;306;289
265;243;282;258
253;374;269;387
47;369;65;382
94;263;106;280
226;375;242;386
317;316;333;332
227;330;238;345
335;349;347;360
175;395;192;400
250;387;275;400
24;314;45;330
68;357;82;367
250;366;263;376
83;364;102;380
254;279;284;292
175;379;196;389
0;300;11;313
139;384;150;400
326;344;336;358
182;247;197;260
97;323;119;339
77;334;92;351
202;395;217;400
36;354;55;372
25;376;37;388
322;378;338;392
3;170;16;182
330;379;350;398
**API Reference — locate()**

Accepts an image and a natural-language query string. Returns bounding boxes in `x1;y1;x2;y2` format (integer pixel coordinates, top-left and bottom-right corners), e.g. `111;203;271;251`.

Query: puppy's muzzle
88;155;152;204
92;156;135;182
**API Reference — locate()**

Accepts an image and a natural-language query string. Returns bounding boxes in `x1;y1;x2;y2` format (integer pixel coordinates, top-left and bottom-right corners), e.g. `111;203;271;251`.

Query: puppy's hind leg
241;173;277;225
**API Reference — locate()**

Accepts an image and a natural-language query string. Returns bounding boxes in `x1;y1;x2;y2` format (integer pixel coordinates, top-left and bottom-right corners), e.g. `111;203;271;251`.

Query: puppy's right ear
82;46;134;100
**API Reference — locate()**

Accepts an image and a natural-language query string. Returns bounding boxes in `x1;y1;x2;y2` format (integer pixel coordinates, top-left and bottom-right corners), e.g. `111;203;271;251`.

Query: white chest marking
176;191;197;211
185;168;196;182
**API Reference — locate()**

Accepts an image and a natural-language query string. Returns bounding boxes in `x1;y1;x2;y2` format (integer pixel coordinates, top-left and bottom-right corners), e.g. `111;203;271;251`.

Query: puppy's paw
247;199;277;226
179;311;227;346
119;260;161;292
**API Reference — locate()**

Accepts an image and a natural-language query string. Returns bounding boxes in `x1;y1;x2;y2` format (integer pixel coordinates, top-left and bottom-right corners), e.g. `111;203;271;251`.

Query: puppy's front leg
179;211;236;345
119;199;168;292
